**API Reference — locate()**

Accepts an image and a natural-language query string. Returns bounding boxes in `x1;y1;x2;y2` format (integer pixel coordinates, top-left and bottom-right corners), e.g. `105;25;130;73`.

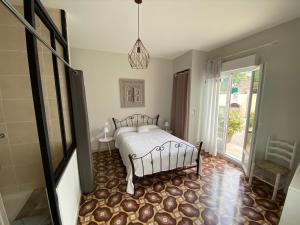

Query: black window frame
22;0;77;224
32;0;77;181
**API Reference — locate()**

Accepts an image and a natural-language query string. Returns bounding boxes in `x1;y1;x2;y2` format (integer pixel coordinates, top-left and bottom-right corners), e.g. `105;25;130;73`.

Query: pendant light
128;0;150;69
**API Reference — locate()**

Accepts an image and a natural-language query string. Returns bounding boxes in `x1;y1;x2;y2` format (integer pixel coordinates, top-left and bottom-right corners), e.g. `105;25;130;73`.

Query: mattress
114;127;199;194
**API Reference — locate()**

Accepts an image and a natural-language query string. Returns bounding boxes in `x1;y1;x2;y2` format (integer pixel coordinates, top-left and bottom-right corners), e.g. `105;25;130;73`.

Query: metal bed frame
112;114;202;193
113;113;159;129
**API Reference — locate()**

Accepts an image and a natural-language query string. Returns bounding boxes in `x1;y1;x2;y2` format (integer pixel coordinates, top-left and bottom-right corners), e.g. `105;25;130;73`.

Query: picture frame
119;79;145;108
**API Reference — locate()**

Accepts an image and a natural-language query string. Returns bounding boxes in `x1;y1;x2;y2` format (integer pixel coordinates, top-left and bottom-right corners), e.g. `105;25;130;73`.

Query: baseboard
92;141;116;153
91;146;99;152
91;146;117;153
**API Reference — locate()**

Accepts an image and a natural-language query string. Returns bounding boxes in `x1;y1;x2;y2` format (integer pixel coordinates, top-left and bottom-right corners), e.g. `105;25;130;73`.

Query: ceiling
41;0;300;59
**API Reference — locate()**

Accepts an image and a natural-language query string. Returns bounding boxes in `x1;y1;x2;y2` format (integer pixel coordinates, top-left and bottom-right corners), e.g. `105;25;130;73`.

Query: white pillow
114;126;137;139
137;125;149;133
137;125;159;133
146;125;159;130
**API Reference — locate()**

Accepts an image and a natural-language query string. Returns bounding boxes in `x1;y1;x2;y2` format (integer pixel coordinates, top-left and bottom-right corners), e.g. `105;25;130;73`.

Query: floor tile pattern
77;150;284;225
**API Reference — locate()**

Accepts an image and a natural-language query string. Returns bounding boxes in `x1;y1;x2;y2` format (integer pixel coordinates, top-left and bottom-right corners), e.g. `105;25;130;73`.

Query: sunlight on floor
226;142;243;161
77;150;284;225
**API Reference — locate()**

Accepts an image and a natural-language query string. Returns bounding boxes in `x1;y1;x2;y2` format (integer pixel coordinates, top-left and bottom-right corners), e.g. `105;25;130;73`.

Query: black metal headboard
112;114;159;130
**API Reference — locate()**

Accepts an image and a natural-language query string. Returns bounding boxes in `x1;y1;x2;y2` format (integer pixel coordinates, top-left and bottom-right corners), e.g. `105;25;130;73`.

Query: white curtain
201;57;222;156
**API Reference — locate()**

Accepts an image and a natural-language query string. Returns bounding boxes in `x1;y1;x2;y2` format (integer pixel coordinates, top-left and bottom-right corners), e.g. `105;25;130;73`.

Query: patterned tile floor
77;150;284;225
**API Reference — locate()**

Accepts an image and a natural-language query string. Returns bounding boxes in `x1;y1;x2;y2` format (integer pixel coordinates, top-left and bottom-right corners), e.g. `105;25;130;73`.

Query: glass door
241;65;264;175
218;65;263;172
217;73;232;154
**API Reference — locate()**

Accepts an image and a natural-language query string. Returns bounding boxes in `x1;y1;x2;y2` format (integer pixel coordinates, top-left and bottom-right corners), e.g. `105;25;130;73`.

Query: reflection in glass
245;70;260;154
36;17;65;171
0;3;53;225
38;41;65;171
57;57;73;149
217;75;230;153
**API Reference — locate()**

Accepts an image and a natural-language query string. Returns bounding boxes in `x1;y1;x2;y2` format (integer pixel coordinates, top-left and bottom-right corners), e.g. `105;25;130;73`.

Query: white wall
70;48;174;150
208;18;300;168
279;163;300;225
173;50;207;144
173;51;193;73
56;151;81;225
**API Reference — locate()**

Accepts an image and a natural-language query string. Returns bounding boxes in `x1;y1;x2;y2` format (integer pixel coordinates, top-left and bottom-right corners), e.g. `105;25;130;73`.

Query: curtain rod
0;0;71;68
174;69;190;77
222;40;279;60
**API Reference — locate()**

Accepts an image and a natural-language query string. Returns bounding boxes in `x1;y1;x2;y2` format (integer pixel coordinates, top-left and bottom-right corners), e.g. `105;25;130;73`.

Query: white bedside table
98;137;114;156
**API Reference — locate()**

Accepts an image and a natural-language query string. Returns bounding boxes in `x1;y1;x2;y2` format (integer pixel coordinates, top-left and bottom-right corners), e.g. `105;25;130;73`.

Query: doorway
217;65;263;174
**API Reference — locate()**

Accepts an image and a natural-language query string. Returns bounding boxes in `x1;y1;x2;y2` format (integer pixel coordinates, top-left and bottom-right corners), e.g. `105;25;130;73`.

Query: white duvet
115;127;200;194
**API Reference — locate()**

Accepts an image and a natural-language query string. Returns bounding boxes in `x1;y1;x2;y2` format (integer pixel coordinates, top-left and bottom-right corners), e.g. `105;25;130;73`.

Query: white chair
249;136;297;200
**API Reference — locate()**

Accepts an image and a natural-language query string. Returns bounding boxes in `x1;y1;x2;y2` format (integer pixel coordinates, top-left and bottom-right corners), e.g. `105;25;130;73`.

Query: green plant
228;111;243;136
233;72;248;84
249;112;255;129
217;110;225;136
218;109;225;125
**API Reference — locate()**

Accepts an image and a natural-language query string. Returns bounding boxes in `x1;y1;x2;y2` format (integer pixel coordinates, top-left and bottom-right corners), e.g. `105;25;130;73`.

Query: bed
112;114;202;194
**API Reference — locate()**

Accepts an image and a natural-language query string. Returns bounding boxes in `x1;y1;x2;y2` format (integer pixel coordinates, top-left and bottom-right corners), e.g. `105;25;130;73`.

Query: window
34;9;75;178
22;1;76;224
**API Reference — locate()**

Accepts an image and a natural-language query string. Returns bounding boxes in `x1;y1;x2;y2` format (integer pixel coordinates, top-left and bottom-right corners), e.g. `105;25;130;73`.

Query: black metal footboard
128;141;203;193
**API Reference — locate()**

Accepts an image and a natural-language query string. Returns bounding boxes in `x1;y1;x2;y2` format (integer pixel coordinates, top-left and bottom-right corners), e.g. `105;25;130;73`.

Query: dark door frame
23;0;77;224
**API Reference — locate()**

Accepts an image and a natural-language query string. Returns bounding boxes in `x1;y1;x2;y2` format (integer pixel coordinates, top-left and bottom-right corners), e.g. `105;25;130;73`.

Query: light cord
138;4;140;39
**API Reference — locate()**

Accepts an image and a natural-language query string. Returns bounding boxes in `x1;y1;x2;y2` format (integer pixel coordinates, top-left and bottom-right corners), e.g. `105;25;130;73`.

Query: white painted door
241;65;264;176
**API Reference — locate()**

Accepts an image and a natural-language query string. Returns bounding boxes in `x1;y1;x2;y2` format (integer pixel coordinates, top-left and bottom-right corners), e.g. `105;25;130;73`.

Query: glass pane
35;8;63;47
245;69;260;154
0;3;53;225
226;71;252;161
36;23;64;171
48;8;62;33
217;74;230;153
1;1;24;21
55;40;64;59
57;61;73;149
37;15;51;45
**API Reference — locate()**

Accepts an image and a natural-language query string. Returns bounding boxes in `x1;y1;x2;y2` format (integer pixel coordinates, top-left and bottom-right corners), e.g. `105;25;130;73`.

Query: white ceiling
41;0;300;59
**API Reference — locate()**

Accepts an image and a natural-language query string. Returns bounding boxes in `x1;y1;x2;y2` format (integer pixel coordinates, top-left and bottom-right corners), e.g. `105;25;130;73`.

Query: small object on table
164;121;170;131
98;137;114;156
166;129;173;134
104;122;109;139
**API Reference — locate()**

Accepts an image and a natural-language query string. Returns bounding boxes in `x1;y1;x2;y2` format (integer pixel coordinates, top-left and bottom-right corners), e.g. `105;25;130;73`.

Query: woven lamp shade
128;38;150;69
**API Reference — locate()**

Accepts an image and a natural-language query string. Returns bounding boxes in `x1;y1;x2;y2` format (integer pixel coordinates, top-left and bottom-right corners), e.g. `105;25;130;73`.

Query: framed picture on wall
119;79;145;108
